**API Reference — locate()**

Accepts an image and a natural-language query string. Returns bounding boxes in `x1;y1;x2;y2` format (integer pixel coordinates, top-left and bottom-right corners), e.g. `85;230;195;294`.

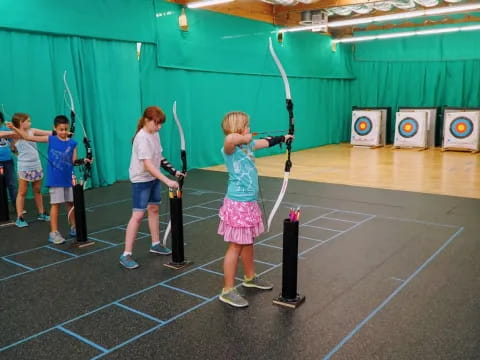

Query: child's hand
85;158;94;164
175;171;186;178
166;179;179;189
284;134;294;143
6;122;15;130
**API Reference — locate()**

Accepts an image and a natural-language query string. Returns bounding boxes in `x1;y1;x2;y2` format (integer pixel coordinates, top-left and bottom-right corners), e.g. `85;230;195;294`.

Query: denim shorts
131;179;161;212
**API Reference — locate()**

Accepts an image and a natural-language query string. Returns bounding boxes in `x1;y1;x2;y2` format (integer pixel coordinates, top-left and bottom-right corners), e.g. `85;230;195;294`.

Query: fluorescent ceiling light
187;0;234;9
333;23;480;43
327;3;480;28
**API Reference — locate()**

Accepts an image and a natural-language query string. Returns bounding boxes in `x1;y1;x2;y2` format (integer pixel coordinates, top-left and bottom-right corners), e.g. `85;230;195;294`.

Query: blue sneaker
119;254;139;269
15;217;28;228
37;213;50;221
69;227;76;237
149;243;172;255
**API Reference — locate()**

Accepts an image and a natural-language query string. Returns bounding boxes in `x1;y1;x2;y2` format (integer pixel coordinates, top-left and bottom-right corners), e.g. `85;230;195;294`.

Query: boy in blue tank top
8;115;92;244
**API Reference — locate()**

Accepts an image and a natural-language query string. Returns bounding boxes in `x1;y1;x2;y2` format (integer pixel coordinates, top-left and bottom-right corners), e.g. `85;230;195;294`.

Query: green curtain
0;30;141;189
139;43;353;170
153;0;354;79
0;0;155;42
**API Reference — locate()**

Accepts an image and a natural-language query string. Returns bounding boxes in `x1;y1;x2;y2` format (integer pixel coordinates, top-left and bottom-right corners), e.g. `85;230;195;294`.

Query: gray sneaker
242;275;273;290
219;288;248;308
149;243;172;255
48;231;66;245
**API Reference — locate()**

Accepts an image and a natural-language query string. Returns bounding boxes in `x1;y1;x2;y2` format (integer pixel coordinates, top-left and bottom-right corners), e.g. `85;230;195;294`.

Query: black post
273;218;305;308
72;184;94;248
0;166;9;221
170;196;184;263
164;190;191;270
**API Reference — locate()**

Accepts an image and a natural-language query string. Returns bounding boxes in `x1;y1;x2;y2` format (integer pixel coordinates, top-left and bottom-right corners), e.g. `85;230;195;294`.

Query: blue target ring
354;116;373;136
398;117;418;138
449;117;473;139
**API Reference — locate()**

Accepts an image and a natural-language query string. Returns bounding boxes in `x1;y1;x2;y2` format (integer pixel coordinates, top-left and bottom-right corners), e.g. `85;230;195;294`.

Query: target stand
273;219;305;309
442;111;480;153
392;111;428;151
71;184;95;248
350;110;386;148
163;189;192;270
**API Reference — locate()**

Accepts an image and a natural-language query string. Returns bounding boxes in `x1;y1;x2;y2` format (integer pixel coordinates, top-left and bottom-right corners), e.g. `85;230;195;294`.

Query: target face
354;116;373;136
449;117;473;139
398;117;419;138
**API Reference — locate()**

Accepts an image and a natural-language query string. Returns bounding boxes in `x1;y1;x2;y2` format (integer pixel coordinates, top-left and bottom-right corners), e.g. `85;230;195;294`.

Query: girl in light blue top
11;113;51;227
217;111;293;308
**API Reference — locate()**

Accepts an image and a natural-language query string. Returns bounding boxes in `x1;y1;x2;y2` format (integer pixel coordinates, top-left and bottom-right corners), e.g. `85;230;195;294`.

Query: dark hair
54;115;69;127
0;112;4;124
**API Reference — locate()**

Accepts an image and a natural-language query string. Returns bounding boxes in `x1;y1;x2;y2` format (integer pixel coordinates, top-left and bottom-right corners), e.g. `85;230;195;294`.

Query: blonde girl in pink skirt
218;111;293;308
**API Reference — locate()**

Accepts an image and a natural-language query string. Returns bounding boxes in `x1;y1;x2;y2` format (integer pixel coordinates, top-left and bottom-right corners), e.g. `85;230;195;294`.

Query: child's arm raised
224;133;253;154
32;128;53;136
6;123;49;143
0;130;18;139
254;134;293;150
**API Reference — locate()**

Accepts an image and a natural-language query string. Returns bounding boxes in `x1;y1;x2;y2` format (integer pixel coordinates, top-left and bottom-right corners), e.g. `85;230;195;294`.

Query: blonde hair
221;111;249;135
12;113;30;128
132;106;166;143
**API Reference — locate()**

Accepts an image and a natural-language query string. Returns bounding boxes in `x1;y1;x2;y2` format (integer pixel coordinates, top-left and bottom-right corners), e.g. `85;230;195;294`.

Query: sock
244;274;256;282
123;252;132;257
151;241;160;246
222;287;233;294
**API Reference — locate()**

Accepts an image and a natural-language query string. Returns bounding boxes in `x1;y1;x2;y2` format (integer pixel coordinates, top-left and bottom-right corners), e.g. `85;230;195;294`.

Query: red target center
403;124;412;132
359;122;367;130
456;123;466;133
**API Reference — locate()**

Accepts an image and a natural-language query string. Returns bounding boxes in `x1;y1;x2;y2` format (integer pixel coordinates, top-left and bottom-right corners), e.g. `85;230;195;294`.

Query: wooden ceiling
168;0;480;37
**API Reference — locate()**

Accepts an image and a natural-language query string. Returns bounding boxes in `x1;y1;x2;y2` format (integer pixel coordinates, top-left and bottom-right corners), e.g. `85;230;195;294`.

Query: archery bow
266;37;295;232
162;100;187;247
63;71;93;187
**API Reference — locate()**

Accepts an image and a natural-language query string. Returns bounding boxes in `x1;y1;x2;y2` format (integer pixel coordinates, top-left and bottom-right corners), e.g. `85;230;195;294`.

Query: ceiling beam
168;0;275;24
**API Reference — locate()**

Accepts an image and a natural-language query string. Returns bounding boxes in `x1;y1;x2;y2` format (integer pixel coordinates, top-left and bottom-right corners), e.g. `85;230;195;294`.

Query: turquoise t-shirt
222;141;258;202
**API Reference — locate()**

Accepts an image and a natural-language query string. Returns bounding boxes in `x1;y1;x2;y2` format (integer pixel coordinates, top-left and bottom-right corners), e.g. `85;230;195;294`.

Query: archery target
398;118;418;138
351;110;383;146
394;111;428;148
399;108;437;147
443;111;480;151
449;117;473;139
354;116;373;136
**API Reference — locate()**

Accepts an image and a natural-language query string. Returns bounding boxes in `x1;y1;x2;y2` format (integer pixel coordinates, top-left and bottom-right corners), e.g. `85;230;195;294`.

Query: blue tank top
46;135;77;187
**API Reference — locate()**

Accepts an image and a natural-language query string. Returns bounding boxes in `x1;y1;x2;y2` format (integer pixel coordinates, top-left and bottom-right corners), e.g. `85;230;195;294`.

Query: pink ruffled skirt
218;198;264;245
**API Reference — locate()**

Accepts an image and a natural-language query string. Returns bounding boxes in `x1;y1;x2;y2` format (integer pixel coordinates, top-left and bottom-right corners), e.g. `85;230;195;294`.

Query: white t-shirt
16;129;42;172
129;128;163;183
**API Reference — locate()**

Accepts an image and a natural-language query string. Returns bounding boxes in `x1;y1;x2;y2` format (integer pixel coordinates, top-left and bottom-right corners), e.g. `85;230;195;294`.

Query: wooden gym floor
207;143;480;199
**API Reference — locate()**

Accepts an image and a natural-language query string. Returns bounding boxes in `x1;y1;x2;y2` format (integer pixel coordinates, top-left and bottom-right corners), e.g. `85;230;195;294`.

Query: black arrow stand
71;183;94;248
164;189;192;270
273;218;305;309
0;167;10;222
